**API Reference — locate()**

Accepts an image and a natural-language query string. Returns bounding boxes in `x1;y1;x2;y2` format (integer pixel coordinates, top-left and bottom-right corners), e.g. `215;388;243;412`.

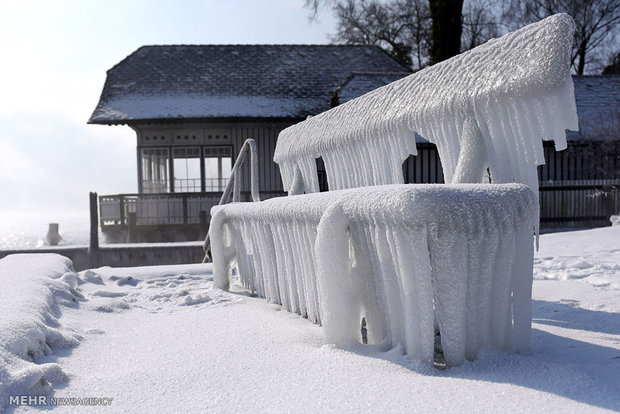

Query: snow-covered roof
88;45;410;124
334;72;410;105
570;75;620;140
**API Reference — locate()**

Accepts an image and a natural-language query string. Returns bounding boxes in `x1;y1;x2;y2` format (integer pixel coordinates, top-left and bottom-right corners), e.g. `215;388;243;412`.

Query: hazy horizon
0;0;336;220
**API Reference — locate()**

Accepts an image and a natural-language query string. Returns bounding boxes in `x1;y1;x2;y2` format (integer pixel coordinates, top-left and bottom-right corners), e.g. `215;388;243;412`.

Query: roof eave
88;115;307;126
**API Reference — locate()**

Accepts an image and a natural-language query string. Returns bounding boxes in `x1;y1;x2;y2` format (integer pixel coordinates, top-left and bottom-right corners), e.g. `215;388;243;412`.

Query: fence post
603;185;615;223
183;194;188;224
119;195;126;226
127;212;137;243
88;192;99;268
199;210;208;240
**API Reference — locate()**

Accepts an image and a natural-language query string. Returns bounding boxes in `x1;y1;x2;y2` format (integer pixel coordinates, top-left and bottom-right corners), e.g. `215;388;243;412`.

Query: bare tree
329;0;430;69
305;0;499;70
462;0;500;50
502;0;620;75
428;0;464;64
602;50;620;73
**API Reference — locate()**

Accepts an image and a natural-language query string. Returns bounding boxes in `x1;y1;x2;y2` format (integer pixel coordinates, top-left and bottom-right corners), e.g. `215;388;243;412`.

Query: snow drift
0;254;81;407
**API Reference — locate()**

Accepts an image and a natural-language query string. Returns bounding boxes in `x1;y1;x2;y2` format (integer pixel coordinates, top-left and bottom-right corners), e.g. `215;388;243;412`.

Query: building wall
133;121;294;195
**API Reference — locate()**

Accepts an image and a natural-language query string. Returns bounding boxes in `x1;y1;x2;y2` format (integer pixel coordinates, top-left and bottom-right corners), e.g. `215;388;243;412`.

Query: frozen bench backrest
274;14;579;195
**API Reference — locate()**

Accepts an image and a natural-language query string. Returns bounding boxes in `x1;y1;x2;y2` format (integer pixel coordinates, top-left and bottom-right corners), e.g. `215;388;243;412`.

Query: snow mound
0;254;82;409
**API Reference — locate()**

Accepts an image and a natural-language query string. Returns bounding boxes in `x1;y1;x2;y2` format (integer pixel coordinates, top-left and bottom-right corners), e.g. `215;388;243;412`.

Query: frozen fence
315;185;537;366
211;191;339;323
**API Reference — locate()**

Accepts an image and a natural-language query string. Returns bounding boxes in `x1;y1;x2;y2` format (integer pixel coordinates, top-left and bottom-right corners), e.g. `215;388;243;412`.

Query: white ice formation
274;13;578;196
211;184;537;366
210;14;579;366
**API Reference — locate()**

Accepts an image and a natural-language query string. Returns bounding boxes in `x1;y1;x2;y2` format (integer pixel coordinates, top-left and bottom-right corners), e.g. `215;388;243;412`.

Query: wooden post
137;147;143;193
169;149;175;193
182;195;188;224
127;212;137;243
199;210;208;240
88;192;99;268
119;195;126;227
200;148;206;193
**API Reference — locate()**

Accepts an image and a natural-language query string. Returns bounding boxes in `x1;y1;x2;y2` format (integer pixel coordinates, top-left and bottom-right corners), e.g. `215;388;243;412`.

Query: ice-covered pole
315;204;361;346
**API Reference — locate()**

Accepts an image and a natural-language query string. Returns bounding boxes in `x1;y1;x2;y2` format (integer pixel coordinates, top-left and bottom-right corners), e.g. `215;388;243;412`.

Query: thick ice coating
210;184;538;365
274;13;578;196
209;15;578;367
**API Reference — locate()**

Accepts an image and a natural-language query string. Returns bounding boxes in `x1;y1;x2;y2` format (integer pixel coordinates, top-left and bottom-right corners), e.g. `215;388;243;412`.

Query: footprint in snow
80;270;105;285
108;276;140;286
91;291;127;298
90;300;131;313
182;294;210;306
566;260;593;269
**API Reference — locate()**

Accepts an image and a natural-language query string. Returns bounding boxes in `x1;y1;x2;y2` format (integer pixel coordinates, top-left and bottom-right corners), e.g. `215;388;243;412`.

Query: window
141;148;169;193
204;146;232;192
173;147;201;192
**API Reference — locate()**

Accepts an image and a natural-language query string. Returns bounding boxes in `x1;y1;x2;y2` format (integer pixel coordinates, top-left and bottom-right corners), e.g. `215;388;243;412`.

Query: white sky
0;0;335;217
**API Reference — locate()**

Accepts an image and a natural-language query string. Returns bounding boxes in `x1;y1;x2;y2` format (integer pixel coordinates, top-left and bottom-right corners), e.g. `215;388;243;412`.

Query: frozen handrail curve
202;138;260;263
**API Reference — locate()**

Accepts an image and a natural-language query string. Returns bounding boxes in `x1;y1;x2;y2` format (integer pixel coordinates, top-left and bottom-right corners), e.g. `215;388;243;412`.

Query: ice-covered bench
209;14;578;366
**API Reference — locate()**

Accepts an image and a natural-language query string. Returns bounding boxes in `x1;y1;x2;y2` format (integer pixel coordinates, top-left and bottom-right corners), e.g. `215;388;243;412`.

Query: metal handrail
202;139;260;263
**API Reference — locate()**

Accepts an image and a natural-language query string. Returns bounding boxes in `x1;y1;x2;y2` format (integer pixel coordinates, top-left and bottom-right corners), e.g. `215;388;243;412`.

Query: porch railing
99;190;285;228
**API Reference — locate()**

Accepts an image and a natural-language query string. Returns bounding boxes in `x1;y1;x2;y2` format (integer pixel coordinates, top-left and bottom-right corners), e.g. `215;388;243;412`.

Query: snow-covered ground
1;226;619;413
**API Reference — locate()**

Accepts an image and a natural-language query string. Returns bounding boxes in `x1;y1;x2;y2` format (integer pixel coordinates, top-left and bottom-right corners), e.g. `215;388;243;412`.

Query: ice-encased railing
274;13;578;197
210;184;537;365
210;191;341;323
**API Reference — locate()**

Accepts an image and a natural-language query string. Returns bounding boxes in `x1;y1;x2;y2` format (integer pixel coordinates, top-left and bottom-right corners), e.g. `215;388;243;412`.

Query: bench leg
512;227;534;353
316;204;362;346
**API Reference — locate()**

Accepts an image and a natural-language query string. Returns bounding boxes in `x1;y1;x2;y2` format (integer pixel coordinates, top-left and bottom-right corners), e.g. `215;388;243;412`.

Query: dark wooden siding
539;140;620;182
402;143;445;184
538;140;619;227
231;121;290;197
402;140;619;228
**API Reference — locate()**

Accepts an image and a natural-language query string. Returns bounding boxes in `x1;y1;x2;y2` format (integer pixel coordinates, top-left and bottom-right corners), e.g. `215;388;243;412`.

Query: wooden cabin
88;45;410;242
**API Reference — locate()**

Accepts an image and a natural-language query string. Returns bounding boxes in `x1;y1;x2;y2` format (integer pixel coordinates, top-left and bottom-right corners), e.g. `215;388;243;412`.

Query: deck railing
99;190;285;228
